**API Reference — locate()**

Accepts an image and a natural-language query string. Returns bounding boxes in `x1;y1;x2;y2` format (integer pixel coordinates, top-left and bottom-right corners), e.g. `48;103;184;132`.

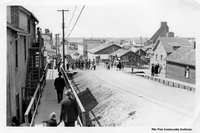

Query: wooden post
81;111;86;126
25;115;29;126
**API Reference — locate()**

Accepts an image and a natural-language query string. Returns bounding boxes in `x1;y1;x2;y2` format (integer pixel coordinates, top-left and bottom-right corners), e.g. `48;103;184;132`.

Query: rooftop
153;37;192;53
164;46;195;66
87;43;121;54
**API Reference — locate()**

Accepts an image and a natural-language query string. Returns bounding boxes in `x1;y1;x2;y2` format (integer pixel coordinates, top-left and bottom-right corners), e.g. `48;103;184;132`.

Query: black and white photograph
1;0;200;132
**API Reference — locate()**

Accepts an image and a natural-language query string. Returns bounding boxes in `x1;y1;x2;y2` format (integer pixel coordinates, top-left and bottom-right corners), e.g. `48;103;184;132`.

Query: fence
24;63;48;126
60;67;87;126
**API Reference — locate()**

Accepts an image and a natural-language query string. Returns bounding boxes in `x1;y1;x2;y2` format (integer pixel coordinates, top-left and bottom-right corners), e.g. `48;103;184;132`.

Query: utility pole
55;34;58;55
58;9;69;70
57;34;60;54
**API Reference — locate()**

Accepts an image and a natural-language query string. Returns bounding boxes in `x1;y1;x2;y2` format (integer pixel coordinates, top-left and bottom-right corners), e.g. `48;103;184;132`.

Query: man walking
58;90;79;127
54;72;66;103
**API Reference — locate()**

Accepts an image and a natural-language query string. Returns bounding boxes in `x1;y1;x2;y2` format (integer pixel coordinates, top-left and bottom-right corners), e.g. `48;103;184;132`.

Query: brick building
164;47;195;84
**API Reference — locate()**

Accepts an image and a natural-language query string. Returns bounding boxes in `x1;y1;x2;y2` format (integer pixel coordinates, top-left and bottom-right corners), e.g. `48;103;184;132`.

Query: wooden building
7;6;42;125
87;42;121;63
164;46;195;84
151;37;192;68
110;49;143;68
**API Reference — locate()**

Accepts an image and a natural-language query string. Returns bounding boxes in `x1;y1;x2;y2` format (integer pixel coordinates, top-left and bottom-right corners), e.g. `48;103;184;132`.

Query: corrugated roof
87;43;121;54
164;46;195;66
153;37;192;53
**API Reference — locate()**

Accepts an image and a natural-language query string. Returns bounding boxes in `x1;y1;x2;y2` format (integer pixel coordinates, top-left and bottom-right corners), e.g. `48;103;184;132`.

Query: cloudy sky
2;0;200;38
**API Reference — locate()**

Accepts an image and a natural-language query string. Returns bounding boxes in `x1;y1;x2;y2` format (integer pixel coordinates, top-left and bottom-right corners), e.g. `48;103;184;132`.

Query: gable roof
110;49;139;57
164;46;195;66
153;37;192;53
131;47;138;52
135;49;146;55
19;6;39;23
87;43;121;54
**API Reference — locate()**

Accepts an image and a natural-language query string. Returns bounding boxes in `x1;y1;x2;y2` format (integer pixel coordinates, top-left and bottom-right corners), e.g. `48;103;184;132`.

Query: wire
66;6;77;35
67;5;85;37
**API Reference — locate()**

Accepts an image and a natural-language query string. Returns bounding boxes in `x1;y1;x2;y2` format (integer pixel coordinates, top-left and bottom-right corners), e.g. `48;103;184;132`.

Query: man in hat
58;90;79;127
54;72;66;103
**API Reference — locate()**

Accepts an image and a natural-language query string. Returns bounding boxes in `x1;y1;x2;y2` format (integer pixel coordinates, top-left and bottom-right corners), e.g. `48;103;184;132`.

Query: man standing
92;59;96;70
151;64;155;77
58;90;79;127
54;72;66;103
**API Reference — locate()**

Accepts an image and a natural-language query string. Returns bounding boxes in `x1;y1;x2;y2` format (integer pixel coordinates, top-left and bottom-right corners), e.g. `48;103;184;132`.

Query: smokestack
161;22;167;27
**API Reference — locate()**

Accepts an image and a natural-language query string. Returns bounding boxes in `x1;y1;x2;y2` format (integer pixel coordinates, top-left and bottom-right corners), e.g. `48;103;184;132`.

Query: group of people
42;72;79;127
66;59;97;71
104;60;124;71
151;63;162;76
43;89;78;127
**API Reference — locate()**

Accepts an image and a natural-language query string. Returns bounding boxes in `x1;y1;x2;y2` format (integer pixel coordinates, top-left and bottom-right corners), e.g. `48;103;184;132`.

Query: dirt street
72;67;195;128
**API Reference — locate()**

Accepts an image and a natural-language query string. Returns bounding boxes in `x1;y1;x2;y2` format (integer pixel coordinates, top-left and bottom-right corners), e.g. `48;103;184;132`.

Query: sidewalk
122;67;195;92
34;69;65;127
34;69;79;127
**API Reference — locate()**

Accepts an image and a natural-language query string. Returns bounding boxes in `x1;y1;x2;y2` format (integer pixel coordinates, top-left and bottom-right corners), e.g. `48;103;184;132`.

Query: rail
60;67;86;127
24;63;48;126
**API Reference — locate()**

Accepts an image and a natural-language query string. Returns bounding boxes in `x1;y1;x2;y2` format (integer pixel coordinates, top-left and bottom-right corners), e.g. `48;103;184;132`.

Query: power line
67;5;85;37
66;6;77;35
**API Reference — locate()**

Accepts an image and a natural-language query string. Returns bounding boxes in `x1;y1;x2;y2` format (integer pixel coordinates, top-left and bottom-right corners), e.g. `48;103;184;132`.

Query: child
43;112;57;127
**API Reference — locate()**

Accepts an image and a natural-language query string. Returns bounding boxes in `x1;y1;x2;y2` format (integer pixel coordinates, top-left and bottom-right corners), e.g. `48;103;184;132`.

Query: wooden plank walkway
34;69;66;127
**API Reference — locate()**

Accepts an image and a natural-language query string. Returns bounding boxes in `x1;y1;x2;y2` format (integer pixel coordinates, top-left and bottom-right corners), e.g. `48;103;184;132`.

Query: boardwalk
34;69;65;127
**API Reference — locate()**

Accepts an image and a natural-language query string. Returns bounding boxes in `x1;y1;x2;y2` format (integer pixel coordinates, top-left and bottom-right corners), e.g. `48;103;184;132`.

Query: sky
2;0;200;38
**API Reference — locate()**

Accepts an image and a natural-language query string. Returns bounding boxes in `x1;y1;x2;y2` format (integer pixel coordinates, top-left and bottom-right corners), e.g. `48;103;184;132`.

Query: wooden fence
24;64;48;126
60;67;87;126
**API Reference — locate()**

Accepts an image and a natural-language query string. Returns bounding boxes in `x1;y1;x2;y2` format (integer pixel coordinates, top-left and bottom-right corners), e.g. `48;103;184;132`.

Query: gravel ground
72;70;195;128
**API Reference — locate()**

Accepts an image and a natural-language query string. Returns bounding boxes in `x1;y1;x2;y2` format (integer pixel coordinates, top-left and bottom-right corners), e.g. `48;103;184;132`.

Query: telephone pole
55;34;58;55
57;9;69;70
55;33;60;55
57;34;60;54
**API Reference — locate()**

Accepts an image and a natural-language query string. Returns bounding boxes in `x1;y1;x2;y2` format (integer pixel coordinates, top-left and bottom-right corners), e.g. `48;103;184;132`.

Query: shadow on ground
78;87;101;126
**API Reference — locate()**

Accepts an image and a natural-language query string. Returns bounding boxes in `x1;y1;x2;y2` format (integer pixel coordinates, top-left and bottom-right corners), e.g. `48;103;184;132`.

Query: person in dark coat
54;72;66;103
154;63;159;76
58;90;78;127
118;61;122;70
11;116;21;126
66;62;70;71
151;64;155;76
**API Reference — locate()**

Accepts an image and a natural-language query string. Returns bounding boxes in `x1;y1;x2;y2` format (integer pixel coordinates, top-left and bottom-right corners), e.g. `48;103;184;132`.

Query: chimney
45;29;50;34
161;22;167;27
167;32;174;37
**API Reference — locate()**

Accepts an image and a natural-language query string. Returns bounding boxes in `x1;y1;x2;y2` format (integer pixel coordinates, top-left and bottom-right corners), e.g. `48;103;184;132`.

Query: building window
27;19;30;33
173;46;180;51
16;93;20;119
15;40;18;68
185;66;189;78
161;55;163;61
24;36;26;61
